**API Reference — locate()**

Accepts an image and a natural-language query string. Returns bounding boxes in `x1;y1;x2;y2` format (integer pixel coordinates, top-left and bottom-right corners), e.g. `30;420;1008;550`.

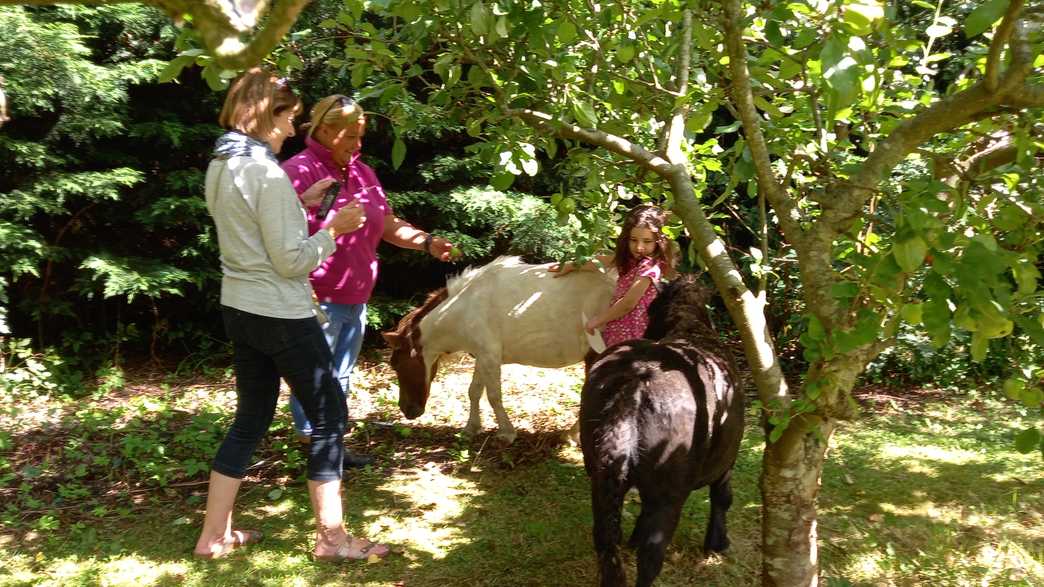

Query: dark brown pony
581;275;744;587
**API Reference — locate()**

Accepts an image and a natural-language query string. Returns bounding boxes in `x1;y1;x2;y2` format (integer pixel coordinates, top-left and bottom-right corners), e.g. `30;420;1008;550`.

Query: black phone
316;181;340;220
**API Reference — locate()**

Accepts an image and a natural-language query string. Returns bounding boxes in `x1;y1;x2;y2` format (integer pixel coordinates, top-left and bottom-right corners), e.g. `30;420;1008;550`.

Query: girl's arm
586;276;653;332
550;253;614;277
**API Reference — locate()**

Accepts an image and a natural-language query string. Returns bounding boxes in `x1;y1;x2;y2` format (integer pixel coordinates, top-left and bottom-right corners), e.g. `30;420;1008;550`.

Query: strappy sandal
193;529;264;560
314;536;391;562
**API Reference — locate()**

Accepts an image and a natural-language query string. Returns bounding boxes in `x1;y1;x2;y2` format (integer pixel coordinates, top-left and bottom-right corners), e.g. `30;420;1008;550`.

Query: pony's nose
400;402;424;419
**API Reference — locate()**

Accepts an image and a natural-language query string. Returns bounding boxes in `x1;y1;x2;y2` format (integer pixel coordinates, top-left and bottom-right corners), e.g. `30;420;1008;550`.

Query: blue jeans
214;306;346;481
289;302;366;436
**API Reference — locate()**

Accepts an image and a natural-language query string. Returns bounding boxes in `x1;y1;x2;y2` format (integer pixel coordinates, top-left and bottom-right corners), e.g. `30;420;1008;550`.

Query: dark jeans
213;306;346;482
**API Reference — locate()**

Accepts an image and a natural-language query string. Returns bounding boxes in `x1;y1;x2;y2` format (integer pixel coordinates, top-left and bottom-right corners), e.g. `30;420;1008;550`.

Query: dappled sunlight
880;443;982;465
509;291;545;316
975;542;1044;584
94;556;188;586
375;465;483;560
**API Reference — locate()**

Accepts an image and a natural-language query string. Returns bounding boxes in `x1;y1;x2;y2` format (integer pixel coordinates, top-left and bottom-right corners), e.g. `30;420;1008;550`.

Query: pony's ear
382;332;401;349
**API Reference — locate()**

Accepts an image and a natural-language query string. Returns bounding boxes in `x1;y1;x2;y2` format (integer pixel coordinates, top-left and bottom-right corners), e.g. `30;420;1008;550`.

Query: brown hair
217;68;301;140
612;204;675;274
302;94;365;138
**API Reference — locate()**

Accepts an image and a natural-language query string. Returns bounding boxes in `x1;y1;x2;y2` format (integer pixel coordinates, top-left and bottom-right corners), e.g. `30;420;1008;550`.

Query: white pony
381;256;614;444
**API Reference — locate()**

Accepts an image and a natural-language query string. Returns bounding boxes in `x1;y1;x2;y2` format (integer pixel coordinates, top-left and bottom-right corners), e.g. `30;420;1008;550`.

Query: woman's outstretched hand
327;200;365;237
428;236;457;262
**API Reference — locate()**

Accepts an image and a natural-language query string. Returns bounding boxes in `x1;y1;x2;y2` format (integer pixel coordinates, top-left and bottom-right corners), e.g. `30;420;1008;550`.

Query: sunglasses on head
316;95;357;124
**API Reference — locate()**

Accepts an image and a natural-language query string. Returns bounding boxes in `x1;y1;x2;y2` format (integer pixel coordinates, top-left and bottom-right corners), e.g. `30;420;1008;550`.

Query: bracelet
423;233;433;255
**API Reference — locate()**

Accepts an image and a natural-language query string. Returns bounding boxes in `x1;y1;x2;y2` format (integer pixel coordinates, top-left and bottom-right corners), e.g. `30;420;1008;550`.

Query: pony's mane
646;275;717;342
446;256;525;297
392;287;449;339
392;257;528;342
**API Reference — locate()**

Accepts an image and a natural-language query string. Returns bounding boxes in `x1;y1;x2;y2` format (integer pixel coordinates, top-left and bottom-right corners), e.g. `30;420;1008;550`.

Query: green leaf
267;488;283;500
571;99;598;128
893;237;927;273
490;171;515;190
1013;260;1040;295
470;1;491;36
616;44;635;63
494;16;509;39
714;121;742;134
970;331;989;362
391;138;407;170
965;0;1010;39
201;64;228;91
1003;377;1026;401
768;424;785;443
843;1;884;35
558;21;578;44
157;55;194;83
1013;427;1041;454
900;303;923;325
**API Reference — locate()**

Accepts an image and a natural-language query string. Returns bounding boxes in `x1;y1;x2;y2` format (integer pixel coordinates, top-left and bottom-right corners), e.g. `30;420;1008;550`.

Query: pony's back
428;256;613;366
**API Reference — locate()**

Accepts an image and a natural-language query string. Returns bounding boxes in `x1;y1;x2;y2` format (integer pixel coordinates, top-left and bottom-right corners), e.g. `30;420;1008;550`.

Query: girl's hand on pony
549;262;573;277
584;317;600;334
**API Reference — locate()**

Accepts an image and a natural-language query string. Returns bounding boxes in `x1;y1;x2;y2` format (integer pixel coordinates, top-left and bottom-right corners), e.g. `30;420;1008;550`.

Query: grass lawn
1;354;1040;586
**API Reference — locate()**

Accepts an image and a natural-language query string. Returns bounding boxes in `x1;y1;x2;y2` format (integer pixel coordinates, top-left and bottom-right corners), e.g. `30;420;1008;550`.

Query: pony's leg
462;369;485;437
703;469;733;553
480;360;516;444
591;469;627;587
634;494;686;587
562;418;581;445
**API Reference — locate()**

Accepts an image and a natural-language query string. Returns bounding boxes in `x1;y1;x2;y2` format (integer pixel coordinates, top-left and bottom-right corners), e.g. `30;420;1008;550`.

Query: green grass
1;361;1040;586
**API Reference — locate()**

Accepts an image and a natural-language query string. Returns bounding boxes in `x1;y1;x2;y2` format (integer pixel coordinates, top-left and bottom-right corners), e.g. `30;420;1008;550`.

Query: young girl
550;204;675;347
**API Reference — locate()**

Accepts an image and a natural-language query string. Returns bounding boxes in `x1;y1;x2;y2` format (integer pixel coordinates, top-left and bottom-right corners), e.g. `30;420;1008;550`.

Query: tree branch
719;0;803;246
822;83;1004;233
985;0;1025;92
1004;84;1044;108
191;0;312;70
663;8;691;165
0;0;313;70
506;107;676;174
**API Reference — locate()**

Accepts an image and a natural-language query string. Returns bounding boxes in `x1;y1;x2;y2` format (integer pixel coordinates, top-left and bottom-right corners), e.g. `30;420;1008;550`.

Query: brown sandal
193;529;264;560
314;536;391;562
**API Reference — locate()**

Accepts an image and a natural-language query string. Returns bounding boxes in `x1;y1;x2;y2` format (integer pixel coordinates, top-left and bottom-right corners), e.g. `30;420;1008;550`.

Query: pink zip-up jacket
281;136;392;305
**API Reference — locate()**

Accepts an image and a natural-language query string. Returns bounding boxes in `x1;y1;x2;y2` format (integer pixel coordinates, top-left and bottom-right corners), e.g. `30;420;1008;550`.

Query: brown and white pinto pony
381;256;613;444
581;275;744;587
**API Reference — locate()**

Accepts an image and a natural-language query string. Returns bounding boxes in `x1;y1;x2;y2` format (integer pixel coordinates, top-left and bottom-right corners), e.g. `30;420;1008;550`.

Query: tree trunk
759;354;870;585
761;417;835;587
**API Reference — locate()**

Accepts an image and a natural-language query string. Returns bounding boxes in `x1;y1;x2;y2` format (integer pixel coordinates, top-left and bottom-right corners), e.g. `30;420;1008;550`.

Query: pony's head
644;274;715;340
381;288;448;419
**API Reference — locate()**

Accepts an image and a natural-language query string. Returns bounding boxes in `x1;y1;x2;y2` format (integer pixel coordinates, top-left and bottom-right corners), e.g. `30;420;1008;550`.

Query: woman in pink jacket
281;94;454;467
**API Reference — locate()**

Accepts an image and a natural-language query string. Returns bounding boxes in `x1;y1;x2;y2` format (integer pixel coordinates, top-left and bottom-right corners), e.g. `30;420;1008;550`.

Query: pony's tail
591;371;646;587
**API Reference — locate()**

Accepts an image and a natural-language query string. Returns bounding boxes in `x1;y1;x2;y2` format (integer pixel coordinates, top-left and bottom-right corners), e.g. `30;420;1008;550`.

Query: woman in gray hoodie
193;68;388;562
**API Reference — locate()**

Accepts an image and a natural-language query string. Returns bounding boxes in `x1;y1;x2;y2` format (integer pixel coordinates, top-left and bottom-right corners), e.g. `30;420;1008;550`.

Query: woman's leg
288;303;360;437
193;471;243;555
325;303;367;395
309;478;347;555
273;316;346;481
195;308;281;555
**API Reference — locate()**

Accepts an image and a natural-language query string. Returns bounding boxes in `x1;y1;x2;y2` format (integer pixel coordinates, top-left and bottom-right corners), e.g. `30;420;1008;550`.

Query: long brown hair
217;68;301;140
611;204;674;274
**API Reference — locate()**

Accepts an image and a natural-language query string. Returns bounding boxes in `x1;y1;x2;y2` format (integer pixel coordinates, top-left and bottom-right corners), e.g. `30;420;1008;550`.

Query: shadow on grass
3;396;1040;586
